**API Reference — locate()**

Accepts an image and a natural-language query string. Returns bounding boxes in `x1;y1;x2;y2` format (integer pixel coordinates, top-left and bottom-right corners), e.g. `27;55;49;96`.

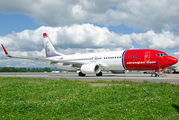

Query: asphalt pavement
0;72;179;84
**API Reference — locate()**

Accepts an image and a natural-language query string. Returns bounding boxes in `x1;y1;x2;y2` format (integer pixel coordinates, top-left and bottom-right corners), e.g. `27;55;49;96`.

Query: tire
155;73;159;77
78;72;86;76
96;72;103;76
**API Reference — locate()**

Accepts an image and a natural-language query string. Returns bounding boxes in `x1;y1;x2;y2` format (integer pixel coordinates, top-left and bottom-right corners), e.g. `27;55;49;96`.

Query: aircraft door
90;56;97;63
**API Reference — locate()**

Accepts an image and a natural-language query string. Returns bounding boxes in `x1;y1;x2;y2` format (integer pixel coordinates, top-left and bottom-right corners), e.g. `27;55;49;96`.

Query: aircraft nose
167;56;178;65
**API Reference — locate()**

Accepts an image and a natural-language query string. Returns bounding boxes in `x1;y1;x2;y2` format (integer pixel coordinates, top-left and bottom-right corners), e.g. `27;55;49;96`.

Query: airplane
167;65;179;73
1;33;178;77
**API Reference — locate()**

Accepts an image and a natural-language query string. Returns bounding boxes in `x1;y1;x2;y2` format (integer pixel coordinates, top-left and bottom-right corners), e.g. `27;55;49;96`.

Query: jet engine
81;64;101;74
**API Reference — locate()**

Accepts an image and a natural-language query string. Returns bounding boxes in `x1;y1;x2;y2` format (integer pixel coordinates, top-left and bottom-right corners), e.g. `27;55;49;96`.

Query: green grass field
0;77;179;119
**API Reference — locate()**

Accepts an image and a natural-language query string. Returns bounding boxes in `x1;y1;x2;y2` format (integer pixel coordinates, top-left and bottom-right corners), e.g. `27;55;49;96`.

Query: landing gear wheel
78;72;86;76
155;73;159;77
96;72;103;76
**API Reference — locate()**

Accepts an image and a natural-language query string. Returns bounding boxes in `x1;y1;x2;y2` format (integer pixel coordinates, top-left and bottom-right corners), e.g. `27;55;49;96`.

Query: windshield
156;53;168;56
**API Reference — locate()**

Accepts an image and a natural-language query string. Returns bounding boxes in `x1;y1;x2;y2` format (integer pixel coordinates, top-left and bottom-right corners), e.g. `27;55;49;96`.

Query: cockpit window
157;53;168;56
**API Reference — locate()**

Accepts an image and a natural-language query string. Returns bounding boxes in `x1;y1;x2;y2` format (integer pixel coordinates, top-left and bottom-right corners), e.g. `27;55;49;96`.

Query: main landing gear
96;72;103;76
78;72;103;76
78;72;86;76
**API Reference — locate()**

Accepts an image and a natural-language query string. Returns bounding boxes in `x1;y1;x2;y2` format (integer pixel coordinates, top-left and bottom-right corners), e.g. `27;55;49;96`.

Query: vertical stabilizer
43;33;63;57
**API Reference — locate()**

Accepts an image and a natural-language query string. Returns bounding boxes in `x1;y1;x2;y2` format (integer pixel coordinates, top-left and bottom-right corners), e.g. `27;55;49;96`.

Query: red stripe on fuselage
123;49;177;70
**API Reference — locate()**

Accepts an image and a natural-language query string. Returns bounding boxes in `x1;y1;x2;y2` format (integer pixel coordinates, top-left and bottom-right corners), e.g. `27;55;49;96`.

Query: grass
0;77;179;119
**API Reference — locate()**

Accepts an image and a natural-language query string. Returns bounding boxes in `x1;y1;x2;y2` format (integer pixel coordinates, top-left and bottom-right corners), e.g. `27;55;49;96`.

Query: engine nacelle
110;70;126;74
81;64;101;74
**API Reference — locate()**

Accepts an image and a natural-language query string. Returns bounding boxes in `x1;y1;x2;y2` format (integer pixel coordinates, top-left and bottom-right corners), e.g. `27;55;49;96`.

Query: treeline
0;67;52;72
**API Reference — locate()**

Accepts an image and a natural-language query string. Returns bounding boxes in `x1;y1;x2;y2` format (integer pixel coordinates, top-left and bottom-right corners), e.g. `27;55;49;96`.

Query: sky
1;0;179;67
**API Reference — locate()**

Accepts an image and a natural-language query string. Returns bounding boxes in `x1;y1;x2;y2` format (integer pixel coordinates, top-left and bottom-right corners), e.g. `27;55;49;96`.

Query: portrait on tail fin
45;41;50;58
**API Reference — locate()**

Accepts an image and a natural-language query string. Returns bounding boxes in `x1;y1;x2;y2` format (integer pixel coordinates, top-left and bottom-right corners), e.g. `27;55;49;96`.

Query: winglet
1;44;9;56
43;33;48;38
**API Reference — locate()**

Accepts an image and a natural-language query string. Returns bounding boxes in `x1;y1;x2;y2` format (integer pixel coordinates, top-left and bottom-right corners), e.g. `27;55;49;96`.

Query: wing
1;44;51;61
1;44;84;65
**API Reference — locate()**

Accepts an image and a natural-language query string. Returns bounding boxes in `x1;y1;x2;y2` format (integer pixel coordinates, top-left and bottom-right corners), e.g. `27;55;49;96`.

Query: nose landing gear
151;66;166;77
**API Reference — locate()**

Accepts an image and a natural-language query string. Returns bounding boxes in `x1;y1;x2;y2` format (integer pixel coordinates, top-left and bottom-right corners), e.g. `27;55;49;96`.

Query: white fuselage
47;51;125;71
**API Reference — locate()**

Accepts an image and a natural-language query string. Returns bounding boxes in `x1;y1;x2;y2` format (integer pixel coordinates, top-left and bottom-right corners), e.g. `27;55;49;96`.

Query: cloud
0;24;133;52
1;0;179;32
104;0;179;32
131;30;179;49
1;24;179;54
0;24;133;67
0;0;118;26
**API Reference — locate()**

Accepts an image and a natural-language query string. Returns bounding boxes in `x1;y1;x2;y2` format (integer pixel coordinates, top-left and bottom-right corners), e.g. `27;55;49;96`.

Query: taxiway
0;72;179;84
